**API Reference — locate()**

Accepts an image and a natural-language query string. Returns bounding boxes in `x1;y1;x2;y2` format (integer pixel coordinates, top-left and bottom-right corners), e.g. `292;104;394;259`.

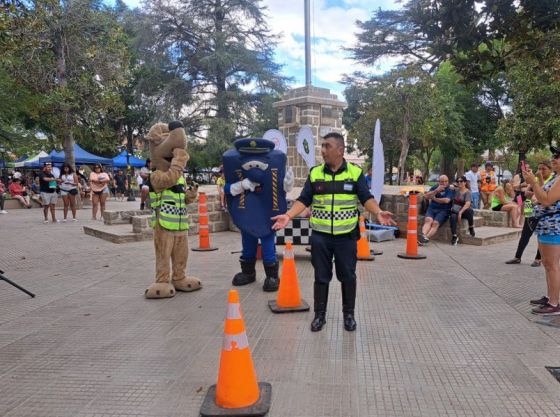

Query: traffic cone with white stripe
269;242;310;313
200;290;271;417
192;192;218;252
397;192;426;260
357;216;375;261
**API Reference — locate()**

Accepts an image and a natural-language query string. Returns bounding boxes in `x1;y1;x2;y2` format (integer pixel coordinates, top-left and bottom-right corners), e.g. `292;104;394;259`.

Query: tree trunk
440;157;454;180
397;106;410;185
214;0;228;120
456;158;465;178
55;27;75;169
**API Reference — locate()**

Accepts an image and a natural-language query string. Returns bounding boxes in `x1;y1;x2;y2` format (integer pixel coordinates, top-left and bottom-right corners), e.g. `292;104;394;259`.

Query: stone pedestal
273;86;346;186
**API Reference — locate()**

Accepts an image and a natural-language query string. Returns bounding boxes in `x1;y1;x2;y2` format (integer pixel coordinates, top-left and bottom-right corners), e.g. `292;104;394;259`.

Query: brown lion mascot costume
144;121;202;299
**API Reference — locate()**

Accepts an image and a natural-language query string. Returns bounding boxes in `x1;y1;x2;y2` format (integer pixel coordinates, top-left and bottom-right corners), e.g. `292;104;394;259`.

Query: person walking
37;162;61;223
449;175;475;245
113;169;128;201
272;132;395;332
506;161;553;267
89;164;110;221
523;147;560;315
60;163;79;222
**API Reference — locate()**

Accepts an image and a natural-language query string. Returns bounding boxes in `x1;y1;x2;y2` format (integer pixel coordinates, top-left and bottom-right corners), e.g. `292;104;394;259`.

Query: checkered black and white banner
275;218;311;245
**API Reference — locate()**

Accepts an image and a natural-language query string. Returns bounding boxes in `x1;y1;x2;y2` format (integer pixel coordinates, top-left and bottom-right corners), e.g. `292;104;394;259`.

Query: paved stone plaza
1;202;560;417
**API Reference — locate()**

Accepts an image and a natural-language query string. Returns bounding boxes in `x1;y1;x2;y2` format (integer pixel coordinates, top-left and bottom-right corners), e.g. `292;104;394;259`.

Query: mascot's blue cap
234;138;274;154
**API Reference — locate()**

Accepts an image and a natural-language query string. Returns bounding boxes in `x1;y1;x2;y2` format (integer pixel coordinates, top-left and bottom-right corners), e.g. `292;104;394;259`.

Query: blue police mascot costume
223;138;294;291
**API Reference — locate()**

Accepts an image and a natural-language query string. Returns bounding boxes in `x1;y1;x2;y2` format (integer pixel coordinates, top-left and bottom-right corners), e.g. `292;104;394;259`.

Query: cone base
192;247;219;252
268;299;310;313
397;253;427;260
200;382;272;417
371;249;383;256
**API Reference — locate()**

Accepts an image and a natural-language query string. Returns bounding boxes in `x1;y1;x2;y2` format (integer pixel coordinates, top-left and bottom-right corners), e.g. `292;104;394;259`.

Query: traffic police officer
272;132;395;332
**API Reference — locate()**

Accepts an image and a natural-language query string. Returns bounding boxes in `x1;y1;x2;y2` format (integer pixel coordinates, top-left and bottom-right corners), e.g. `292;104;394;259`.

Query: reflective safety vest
309;162;362;235
149;176;189;231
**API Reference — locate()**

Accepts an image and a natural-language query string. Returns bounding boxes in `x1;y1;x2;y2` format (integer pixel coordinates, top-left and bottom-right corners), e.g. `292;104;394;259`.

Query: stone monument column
273;86;346;186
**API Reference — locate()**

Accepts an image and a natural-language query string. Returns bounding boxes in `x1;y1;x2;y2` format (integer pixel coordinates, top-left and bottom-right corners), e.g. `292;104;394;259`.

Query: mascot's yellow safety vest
309;163;362;235
149;176;189;231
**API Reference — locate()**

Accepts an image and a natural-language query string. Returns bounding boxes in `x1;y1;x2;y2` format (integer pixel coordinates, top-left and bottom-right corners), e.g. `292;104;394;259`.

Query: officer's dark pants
310;231;357;314
515;218;541;260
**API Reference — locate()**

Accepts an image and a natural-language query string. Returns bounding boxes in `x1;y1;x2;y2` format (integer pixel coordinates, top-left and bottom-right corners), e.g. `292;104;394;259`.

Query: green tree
3;0;130;166
142;0;288;163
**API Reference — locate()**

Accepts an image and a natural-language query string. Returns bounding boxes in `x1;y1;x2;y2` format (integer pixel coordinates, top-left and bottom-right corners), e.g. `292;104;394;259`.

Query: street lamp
0;144;7;186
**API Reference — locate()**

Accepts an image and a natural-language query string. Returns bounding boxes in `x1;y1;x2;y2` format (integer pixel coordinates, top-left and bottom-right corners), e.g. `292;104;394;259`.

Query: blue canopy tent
36;144;112;166
112;150;146;168
25;150;63;168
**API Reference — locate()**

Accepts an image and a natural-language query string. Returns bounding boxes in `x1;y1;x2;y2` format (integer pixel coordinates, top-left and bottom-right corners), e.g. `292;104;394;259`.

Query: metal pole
126;132;135;202
304;0;311;87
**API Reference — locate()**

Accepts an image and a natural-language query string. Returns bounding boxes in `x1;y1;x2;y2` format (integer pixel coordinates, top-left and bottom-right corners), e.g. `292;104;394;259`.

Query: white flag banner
263;129;287;154
296;126;315;169
371;119;384;201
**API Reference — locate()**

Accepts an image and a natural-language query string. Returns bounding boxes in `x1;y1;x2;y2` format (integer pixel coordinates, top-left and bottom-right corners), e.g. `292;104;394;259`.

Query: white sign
296;126;316;169
263;129;287;154
371;119;384;201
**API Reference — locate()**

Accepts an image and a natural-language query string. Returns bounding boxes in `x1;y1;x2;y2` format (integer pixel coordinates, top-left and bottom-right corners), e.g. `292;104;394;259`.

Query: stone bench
473;209;511;227
131;215;152;234
103;209;151;225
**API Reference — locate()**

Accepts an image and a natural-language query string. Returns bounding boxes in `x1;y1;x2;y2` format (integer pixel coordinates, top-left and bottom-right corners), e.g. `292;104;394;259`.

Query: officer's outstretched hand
271;214;290;231
377;210;397;226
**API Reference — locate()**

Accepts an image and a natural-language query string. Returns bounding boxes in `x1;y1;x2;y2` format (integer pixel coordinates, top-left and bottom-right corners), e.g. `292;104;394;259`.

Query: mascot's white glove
229;181;245;196
284;166;294;192
241;178;259;192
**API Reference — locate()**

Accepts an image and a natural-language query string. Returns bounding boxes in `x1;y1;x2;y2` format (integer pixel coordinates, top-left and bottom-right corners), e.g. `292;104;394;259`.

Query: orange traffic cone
192;192;218;252
269;242;310;313
397;192;426;260
357;216;375;261
200;290;272;417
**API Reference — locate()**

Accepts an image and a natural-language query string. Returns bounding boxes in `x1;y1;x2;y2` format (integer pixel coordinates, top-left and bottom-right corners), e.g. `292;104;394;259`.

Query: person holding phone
523;147;560;316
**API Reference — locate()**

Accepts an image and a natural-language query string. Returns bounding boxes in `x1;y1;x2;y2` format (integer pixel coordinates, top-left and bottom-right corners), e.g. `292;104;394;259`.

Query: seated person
0;178;7;214
449;175;475;245
480;162;497;209
419;175;453;244
491;183;522;228
8;178;32;208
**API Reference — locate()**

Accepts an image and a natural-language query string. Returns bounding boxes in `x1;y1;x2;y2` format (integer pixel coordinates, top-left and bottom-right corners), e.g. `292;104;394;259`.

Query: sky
122;0;400;100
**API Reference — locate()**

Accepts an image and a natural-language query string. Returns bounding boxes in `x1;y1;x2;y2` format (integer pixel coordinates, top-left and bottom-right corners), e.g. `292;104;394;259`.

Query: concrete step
433;226;522;246
430;216;484;241
83;223;152;244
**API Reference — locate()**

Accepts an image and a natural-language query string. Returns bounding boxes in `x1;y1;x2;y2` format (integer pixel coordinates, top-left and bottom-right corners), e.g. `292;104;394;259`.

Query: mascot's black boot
311;282;329;332
262;262;279;292
342;281;357;332
232;258;256;286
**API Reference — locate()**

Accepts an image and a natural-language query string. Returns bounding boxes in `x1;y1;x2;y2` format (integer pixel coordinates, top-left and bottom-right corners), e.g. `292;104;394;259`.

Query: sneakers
531;303;560;315
530;296;549;306
72;218;78;222
451;235;459;246
419;234;429;244
505;258;522;265
62;219;67;223
469;227;475;237
530;260;542;267
0;210;7;214
43;220;49;224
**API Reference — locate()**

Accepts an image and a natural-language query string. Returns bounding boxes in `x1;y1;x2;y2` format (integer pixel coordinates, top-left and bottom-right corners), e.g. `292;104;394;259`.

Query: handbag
451;203;462;214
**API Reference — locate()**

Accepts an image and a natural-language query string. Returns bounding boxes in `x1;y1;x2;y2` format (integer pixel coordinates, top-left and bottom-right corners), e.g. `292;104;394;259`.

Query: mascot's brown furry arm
144;121;202;299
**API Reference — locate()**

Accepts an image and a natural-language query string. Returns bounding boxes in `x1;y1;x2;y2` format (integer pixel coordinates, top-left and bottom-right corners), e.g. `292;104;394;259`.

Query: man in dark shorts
419;175;453;244
37;162;61;223
113;169;128;201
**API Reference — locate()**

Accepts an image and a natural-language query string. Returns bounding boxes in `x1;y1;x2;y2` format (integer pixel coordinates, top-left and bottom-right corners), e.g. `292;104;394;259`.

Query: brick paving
1;202;560;417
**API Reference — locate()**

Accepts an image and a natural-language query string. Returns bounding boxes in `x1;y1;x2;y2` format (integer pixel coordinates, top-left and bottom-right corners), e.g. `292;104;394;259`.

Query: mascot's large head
147;121;188;171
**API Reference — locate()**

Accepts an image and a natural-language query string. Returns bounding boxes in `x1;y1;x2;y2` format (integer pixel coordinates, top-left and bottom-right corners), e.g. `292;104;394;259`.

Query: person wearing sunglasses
449;176;475;245
523;147;560;316
419;175;453;244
